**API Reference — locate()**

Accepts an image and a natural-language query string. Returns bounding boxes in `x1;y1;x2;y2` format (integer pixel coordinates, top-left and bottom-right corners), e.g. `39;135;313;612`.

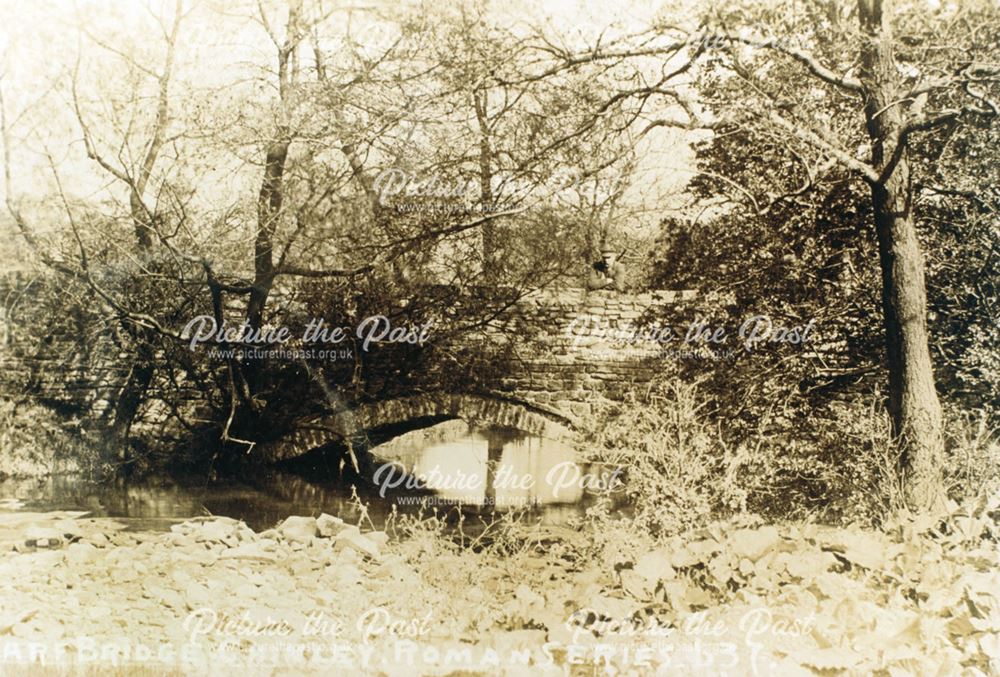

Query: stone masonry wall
0;274;697;436
475;287;698;424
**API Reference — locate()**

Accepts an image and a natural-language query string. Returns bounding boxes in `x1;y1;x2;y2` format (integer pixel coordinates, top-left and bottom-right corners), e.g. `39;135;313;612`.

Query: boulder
109;532;133;547
84;532;110;548
336;546;360;564
220;543;278;563
366;531;389;547
53;519;85;540
335;564;363;586
333;527;380;560
24;526;64;549
729;526;781;562
316;513;349;538
192;519;237;544
66;542;98;566
278;516;318;544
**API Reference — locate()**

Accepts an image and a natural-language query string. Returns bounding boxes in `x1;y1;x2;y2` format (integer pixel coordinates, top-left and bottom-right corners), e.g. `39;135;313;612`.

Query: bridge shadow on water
0;419;628;533
266;418;610;531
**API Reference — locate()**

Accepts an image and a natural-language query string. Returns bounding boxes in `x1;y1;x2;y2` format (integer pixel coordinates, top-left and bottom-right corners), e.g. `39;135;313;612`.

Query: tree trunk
246;142;288;332
95;1;182;464
473;89;498;273
108;351;155;467
858;0;945;511
239;0;300;423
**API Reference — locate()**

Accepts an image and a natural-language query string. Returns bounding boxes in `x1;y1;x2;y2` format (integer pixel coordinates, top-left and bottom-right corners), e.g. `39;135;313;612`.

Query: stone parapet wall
473;287;699;421
0;275;698;451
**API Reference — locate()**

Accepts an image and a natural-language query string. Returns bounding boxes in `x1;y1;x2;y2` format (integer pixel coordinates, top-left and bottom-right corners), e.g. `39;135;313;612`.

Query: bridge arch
254;393;581;463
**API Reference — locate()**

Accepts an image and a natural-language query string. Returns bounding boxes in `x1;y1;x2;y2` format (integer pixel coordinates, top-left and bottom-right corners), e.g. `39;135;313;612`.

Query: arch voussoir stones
248;288;698;463
255;393;580;463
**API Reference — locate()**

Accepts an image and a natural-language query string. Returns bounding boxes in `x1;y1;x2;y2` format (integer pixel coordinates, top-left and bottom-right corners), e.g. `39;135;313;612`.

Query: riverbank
0;402;97;480
1;496;998;676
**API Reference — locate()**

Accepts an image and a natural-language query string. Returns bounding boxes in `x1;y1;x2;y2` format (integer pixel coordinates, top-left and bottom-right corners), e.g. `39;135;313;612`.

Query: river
0;421;620;531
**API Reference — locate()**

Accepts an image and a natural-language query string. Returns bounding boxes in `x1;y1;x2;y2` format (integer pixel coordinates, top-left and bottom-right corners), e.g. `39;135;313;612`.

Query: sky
0;0;702;255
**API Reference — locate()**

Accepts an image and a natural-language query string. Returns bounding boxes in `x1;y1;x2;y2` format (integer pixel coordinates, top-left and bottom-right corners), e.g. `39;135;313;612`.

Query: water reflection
0;475;211;530
0;422;599;531
0;474;386;532
371;422;586;507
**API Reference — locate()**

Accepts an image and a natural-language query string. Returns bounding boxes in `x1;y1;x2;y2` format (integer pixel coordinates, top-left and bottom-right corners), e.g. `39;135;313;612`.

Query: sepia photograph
0;0;998;674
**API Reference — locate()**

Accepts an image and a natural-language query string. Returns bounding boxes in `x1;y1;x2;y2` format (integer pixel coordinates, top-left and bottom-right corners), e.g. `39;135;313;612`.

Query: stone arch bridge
255;287;698;463
0;277;698;462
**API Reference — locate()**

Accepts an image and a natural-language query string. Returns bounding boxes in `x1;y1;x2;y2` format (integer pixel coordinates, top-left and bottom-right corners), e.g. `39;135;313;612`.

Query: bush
585;375;1000;533
0;399;104;478
584;378;752;536
945;408;1000;502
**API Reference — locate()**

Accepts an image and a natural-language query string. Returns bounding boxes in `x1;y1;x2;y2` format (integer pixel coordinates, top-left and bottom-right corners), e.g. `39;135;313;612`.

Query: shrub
0;399;104;478
945;408;1000;502
583;377;752;536
585;375;1000;533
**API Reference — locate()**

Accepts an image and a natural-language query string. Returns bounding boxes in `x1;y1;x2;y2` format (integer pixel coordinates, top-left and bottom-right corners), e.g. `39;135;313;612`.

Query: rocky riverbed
1;500;999;676
0;510;559;675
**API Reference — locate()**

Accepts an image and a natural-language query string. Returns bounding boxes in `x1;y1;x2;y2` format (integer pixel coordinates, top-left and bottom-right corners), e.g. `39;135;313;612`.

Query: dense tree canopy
0;0;996;510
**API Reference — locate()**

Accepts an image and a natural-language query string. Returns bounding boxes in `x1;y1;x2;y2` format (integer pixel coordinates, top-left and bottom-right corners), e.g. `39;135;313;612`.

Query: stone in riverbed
235;525;256;542
24;526;64;546
333;527;380;560
109;532;133;547
335;564;363;586
0;609;37;635
233;582;260;598
289;558;320;577
197;521;234;543
278;516;318;544
24;524;64;539
221;543;278;563
53;519;84;539
66;542;98;566
336;546;360;565
367;531;389;547
142;583;186;612
172;518;240;545
84;532;110;548
316;513;350;538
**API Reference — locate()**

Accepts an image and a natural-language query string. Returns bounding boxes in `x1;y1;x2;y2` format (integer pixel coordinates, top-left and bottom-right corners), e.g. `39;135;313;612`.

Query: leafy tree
649;0;999;510
0;0;651;467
